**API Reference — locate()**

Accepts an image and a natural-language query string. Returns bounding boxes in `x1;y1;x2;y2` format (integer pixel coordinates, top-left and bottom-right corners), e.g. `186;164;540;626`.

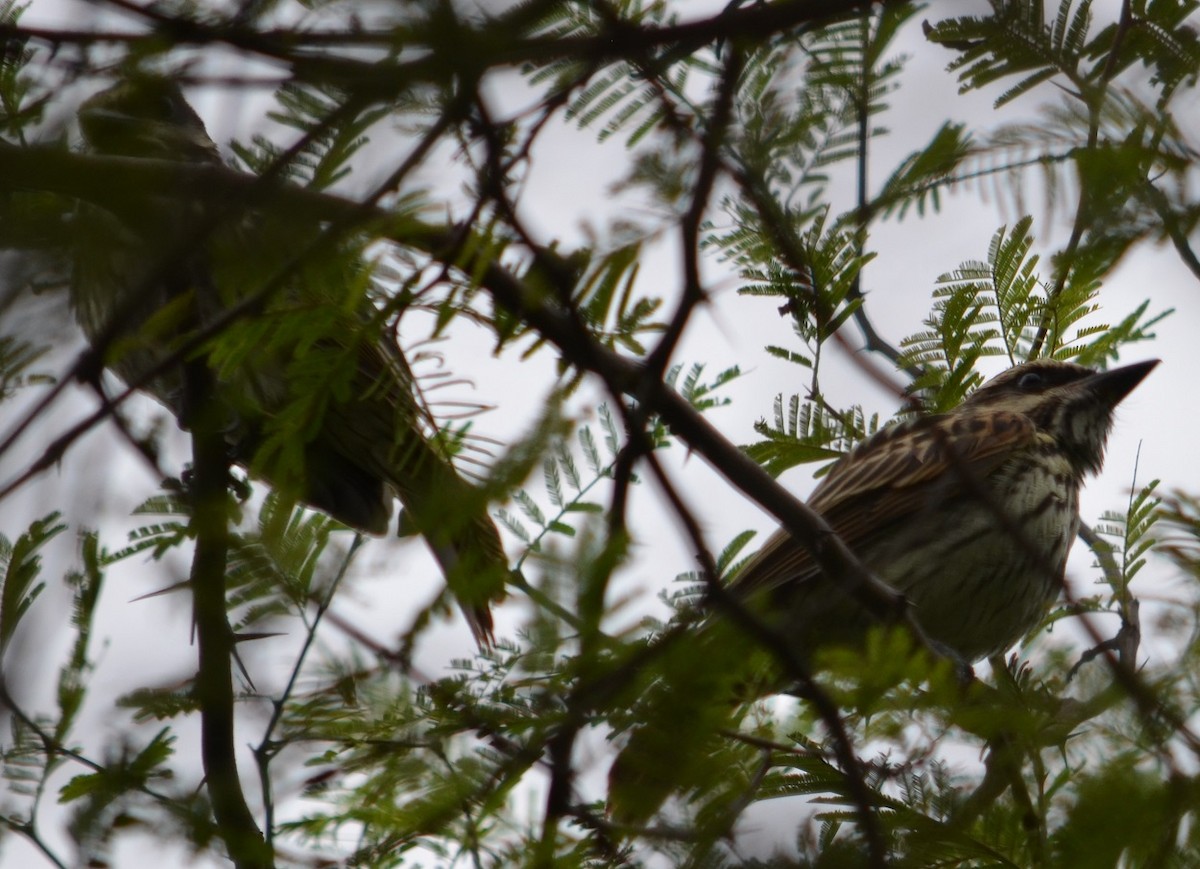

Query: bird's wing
732;409;1038;597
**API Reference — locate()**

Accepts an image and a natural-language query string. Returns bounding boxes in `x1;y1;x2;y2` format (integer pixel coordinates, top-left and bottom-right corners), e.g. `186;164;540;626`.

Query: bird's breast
859;441;1081;660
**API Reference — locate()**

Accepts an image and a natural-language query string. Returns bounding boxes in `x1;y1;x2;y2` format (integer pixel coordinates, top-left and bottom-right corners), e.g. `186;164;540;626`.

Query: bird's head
79;76;219;164
961;358;1159;476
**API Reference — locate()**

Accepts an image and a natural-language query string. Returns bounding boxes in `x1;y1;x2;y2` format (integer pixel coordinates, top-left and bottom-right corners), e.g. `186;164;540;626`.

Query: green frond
731;209;873;364
0;512;62;655
0;1;43;143
743;397;864;477
553;441;583;492
669;362;742;412
58;727;175;801
1068;301;1172;367
496;508;532;545
1158;491;1200;583
543;454;565;508
247;495;336;603
928;0;1096;106
570;69;637;129
508;406;624;561
1085;0;1200;100
579;425;603;476
231;82;388;191
715;529;758;576
505;242;661;360
875;122;974;219
605;86;673;147
514;489;547;527
0;334;52;400
599;403;622;458
3;707;51;798
764;344;814;369
117;688;198;722
1095;478;1162;594
546;2;703;146
897;216;1149;389
995;66;1060;106
53;533;106;736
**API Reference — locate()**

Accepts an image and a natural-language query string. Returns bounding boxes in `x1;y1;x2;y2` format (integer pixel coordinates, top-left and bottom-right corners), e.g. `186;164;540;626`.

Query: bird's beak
1084;359;1159;407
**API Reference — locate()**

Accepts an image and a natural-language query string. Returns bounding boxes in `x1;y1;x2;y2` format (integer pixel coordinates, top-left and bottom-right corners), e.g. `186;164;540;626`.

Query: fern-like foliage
1087;0;1200;102
56;727;179;861
716;5;917;238
1041;477;1163;657
665;361;741;413
534;1;697;146
873;122;975;219
500;242;666;365
899;216;1169;407
56;532;104;734
744;397;874;478
502;362;736;558
0;1;44;144
104;484;345;637
0;335;51;400
740;4;918;188
731;210;872;367
661;527;760;618
499;404;622;556
225;495;338;631
916;0;1198;275
926;0;1100;107
899;216;1042;403
1094;477;1163;598
0;515;166;867
1158;491;1200;586
0;512;62;655
230;82;389;192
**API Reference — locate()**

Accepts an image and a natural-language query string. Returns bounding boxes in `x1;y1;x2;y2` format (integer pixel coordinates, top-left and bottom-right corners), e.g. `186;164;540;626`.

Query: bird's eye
1017;372;1043;390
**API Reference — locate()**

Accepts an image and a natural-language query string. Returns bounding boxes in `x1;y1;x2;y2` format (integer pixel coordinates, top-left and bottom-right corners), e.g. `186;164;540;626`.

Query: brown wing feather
733;410;1038;597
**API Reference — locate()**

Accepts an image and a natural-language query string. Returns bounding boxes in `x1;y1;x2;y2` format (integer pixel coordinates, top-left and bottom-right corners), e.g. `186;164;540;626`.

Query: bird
733;356;1159;662
606;357;1157;823
70;75;509;644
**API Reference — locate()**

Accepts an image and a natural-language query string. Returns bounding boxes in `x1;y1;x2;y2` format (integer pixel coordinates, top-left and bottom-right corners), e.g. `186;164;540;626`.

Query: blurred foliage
0;0;1198;866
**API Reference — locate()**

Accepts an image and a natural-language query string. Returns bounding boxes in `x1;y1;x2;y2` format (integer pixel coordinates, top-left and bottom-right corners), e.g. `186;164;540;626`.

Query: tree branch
182;353;272;869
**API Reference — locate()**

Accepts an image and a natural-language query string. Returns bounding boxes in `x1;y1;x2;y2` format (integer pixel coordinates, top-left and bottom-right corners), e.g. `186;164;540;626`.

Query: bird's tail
423;518;507;646
383;430;509;648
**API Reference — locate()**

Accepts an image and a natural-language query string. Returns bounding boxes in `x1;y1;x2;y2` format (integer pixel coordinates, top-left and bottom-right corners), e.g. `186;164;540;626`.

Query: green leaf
0;512;63;655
